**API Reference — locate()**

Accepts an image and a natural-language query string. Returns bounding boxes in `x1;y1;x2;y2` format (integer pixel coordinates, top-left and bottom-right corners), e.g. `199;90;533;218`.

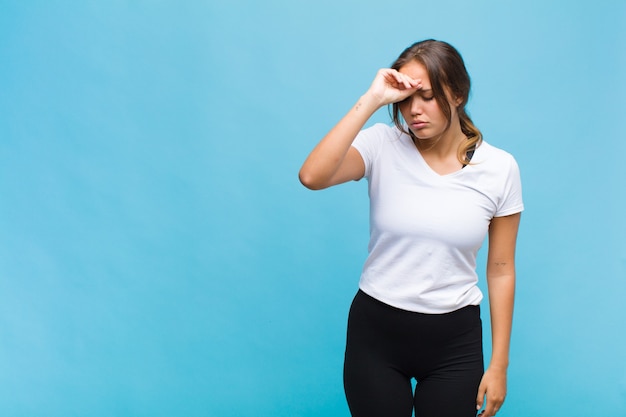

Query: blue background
1;1;625;416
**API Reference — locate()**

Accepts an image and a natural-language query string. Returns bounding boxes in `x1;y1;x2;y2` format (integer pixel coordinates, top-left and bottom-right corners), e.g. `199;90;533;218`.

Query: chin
412;133;434;141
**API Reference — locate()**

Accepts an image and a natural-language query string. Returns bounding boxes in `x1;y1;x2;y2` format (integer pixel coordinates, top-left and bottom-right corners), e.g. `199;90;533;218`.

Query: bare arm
477;212;521;417
299;69;421;190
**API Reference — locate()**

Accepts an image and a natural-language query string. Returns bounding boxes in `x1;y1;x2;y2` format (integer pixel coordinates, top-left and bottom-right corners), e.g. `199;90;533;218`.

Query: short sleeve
351;123;390;179
495;155;524;217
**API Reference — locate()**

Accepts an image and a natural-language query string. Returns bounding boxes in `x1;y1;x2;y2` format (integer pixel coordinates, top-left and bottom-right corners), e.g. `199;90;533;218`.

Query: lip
410;121;428;129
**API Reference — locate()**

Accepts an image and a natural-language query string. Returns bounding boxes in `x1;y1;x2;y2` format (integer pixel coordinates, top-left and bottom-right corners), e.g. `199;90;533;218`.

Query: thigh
344;357;413;417
343;291;414;417
413;315;484;417
413;372;482;417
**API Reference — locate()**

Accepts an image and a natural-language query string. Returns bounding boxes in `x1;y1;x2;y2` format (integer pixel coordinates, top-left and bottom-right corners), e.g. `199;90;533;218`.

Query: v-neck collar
403;134;474;179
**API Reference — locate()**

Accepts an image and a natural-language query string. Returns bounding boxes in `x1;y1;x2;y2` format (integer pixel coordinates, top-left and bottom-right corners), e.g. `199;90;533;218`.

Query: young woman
299;40;523;417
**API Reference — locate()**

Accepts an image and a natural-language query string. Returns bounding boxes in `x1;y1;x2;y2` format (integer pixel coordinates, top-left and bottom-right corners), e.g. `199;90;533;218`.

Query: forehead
398;60;430;85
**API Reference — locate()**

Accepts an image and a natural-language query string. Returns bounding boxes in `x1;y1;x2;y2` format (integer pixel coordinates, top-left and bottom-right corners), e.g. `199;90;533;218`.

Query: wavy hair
390;39;482;165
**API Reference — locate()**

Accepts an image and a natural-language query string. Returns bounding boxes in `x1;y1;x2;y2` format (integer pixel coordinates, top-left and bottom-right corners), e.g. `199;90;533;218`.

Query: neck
414;120;465;158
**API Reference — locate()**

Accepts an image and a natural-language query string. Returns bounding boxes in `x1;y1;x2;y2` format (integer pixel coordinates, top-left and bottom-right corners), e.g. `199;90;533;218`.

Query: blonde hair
390;40;482;165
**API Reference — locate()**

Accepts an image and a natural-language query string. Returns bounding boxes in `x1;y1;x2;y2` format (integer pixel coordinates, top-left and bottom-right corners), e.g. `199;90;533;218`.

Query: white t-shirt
352;123;524;314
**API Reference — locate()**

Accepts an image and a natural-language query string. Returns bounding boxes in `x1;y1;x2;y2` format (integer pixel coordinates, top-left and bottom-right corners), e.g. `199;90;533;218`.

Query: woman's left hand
476;366;507;416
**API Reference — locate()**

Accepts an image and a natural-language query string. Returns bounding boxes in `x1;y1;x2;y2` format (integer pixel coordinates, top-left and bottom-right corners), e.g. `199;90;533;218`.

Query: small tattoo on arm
495;262;507;266
355;102;362;111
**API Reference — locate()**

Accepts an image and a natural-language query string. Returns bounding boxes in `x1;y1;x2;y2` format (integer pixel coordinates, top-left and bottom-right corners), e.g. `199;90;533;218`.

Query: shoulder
359;123;404;141
353;124;409;177
475;141;515;159
473;141;520;171
353;123;405;154
462;140;524;215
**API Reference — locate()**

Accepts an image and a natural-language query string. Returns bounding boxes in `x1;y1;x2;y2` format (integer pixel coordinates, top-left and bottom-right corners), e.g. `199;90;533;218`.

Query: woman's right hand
365;68;422;107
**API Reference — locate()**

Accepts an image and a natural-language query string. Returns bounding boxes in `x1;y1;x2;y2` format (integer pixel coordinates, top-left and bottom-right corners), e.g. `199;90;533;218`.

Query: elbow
298;169;327;190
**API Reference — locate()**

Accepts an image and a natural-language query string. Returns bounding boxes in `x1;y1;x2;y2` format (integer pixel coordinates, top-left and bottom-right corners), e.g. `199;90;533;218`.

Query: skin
396;60;466;175
299;59;520;417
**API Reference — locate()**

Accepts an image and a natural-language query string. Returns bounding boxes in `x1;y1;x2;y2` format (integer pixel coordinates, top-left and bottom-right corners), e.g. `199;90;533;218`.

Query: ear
447;89;464;107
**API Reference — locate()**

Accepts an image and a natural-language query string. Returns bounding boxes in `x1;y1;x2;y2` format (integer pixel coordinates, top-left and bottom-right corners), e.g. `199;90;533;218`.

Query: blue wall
1;1;624;416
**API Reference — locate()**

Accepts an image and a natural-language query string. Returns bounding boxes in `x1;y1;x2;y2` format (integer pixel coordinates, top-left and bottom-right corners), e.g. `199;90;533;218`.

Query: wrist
487;361;509;372
359;91;387;111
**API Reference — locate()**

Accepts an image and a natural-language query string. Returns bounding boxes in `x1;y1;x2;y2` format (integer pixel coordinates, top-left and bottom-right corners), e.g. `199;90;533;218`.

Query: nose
409;96;423;116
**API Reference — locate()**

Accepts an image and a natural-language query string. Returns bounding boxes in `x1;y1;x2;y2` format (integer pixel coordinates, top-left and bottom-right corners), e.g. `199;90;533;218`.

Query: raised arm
298;69;421;190
477;212;521;417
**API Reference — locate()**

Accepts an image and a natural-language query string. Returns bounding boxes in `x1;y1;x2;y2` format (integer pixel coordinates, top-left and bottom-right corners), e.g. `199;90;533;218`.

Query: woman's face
397;60;459;140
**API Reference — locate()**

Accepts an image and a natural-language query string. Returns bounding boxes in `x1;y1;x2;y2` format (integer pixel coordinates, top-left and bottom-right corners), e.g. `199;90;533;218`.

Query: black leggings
343;290;484;417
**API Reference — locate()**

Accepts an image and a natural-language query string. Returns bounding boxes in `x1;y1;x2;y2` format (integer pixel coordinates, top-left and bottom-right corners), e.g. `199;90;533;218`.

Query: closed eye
398;90;435;105
420;89;435;101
